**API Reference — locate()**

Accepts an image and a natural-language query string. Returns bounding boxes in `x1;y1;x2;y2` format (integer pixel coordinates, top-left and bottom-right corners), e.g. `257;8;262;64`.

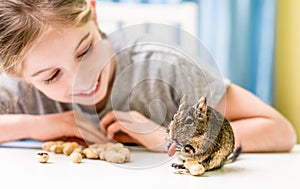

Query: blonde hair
0;0;92;77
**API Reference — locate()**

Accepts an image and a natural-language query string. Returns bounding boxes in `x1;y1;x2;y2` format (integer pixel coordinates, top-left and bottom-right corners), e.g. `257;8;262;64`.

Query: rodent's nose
183;144;195;154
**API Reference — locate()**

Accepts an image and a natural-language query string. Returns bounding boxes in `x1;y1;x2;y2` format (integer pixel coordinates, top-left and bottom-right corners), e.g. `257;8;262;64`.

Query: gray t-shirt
0;34;230;127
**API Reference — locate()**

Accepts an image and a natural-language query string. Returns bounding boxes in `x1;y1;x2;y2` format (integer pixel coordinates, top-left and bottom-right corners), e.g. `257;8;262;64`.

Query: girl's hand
31;111;111;146
100;111;167;152
70;111;112;145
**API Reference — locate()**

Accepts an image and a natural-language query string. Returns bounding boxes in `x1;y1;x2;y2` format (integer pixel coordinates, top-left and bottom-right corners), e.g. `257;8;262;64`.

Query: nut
63;142;79;155
42;141;63;152
36;152;49;163
83;147;99;159
42;141;57;151
69;151;82;163
50;143;64;154
73;146;84;156
118;147;131;162
106;143;124;151
99;151;106;160
188;164;205;176
183;159;199;169
105;151;126;163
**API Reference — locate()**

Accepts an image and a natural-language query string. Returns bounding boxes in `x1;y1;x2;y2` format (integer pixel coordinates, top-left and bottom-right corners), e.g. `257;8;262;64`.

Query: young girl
0;0;296;152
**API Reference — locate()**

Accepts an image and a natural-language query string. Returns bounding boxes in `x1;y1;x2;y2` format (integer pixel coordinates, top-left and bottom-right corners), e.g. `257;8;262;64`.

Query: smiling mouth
75;74;102;97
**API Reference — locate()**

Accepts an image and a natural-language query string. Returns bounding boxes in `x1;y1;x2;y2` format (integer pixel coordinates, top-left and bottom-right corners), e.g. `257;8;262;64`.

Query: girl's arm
216;84;297;152
0;114;36;143
0;111;110;145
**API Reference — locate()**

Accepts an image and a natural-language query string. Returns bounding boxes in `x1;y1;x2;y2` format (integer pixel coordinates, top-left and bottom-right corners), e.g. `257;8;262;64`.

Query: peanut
42;141;63;151
63;142;79;155
50;143;64;154
36;152;49;163
69;151;82;163
83;147;99;159
118;147;131;162
106;143;124;151
73;146;84;156
183;159;199;169
188;164;205;176
105;151;126;164
99;151;106;160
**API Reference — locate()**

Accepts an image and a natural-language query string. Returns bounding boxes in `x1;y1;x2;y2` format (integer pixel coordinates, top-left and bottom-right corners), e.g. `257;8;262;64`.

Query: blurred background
95;0;300;143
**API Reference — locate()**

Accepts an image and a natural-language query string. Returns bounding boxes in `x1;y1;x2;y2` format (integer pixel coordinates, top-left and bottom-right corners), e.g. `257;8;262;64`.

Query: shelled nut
36;152;49;163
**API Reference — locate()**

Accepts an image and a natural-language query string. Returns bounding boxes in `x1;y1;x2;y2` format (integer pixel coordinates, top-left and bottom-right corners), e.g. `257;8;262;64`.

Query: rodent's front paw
171;163;185;169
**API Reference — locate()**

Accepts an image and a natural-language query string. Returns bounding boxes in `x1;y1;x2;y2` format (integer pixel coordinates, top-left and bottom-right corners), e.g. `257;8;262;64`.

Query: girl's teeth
83;81;98;94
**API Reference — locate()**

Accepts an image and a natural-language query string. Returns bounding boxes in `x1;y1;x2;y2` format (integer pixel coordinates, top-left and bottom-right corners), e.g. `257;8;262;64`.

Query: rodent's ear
195;96;207;114
180;95;188;103
178;95;188;111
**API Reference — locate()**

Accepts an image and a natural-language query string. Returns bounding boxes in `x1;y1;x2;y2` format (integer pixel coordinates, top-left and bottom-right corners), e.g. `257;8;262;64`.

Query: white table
0;144;299;189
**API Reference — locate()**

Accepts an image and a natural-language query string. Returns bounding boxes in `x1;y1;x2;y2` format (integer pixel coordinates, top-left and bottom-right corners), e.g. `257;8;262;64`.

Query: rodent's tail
225;146;242;164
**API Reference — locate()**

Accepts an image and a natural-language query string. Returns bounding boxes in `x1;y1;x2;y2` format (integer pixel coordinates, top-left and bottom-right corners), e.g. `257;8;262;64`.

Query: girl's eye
43;70;60;85
77;45;92;59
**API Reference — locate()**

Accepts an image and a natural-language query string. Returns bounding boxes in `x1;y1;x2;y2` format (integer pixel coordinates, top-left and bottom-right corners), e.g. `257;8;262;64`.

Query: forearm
0;112;72;143
231;117;297;152
216;84;297;152
0;114;37;143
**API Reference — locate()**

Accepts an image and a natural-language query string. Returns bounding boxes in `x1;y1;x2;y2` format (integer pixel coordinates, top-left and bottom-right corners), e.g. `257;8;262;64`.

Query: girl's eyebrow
31;67;53;77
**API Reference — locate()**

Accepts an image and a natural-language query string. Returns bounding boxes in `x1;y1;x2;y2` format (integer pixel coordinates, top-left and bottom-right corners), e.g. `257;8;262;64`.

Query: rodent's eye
185;118;194;125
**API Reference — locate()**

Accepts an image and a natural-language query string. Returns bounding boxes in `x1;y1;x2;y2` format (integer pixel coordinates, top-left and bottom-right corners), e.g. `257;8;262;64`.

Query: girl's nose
63;60;85;92
70;59;100;93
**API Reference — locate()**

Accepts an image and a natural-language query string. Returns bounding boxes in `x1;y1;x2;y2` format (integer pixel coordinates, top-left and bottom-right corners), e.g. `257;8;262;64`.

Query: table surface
0;144;299;189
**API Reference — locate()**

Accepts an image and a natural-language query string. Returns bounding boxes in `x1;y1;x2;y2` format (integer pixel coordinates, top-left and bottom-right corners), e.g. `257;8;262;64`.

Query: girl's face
22;20;115;105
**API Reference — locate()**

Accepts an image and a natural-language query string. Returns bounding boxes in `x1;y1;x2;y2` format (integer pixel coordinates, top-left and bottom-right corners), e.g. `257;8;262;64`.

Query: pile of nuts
36;141;131;164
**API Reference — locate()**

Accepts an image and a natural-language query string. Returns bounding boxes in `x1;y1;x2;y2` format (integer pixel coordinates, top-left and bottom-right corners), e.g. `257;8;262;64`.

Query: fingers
101;111;150;133
100;111;118;131
105;121;141;145
106;121;127;138
72;112;111;144
113;133;141;145
104;116;141;137
77;126;111;144
100;110;159;139
100;111;132;131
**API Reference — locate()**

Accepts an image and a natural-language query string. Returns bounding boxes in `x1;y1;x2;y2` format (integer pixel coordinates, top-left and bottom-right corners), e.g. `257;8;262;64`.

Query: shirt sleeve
171;55;231;108
0;73;73;115
130;45;231;108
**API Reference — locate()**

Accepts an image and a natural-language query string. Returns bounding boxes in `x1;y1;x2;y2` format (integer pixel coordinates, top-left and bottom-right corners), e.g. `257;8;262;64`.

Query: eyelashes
43;69;60;85
77;44;92;59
